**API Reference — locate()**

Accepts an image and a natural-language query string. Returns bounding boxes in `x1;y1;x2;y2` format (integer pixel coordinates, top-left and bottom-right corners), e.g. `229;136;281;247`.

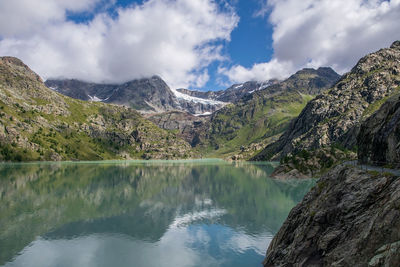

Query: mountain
0;57;193;161
45;77;226;115
178;67;339;104
358;92;400;167
199;67;340;159
254;41;400;161
177;79;279;103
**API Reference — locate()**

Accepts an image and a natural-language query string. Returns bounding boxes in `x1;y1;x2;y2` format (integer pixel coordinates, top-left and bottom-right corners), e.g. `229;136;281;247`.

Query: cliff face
264;165;400;266
147;111;209;146
0;57;193;161
255;41;400;161
358;93;400;167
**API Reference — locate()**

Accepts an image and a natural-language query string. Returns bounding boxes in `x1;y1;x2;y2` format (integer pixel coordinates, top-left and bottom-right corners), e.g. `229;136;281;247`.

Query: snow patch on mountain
172;88;227;105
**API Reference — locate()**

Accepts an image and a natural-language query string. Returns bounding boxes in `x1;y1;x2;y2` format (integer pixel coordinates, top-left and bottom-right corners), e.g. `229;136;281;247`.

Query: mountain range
2;38;400;267
46;66;340;158
1;41;400;165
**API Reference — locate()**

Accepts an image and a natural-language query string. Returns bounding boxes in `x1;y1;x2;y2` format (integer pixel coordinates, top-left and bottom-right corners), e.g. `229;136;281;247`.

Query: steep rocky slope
255;41;400;161
200;68;339;159
358;93;400;167
264;165;400;266
46;77;225;114
0;57;193;161
146;111;208;146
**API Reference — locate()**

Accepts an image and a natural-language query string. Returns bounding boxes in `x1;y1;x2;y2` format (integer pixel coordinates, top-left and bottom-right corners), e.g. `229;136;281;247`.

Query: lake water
0;160;315;267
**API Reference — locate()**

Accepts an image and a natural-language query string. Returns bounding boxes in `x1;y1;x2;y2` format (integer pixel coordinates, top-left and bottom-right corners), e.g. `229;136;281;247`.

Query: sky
0;0;400;91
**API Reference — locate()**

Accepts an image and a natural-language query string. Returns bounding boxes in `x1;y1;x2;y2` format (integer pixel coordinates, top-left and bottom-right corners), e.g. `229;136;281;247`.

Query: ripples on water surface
0;160;315;267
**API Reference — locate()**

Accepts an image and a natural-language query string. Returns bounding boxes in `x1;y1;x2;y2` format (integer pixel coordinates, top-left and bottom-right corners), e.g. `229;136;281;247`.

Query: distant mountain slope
0;57;193;161
200;67;340;159
177;67;339;104
177;80;278;103
45;77;226;115
254;41;400;161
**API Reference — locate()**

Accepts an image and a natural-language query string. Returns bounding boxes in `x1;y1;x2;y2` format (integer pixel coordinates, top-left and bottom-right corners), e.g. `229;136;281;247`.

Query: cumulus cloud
0;0;238;89
219;58;293;83
221;0;400;84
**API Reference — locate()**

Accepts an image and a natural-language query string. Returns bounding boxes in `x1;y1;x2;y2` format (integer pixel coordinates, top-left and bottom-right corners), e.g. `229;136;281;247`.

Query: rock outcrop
358;93;400;167
264;165;400;266
271;147;357;179
254;41;400;161
147;111;209;146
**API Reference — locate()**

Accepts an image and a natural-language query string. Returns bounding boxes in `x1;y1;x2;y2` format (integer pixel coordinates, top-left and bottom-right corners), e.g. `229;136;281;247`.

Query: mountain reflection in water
0;160;315;267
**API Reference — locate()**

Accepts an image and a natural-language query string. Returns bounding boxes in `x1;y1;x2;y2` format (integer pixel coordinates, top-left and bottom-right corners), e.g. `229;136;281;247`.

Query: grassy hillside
0;57;192;161
203;92;314;159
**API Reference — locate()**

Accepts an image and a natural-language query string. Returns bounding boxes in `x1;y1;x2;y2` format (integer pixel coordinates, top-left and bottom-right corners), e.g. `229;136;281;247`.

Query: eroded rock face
358;93;400;167
264;165;400;267
255;41;400;161
147;111;209;146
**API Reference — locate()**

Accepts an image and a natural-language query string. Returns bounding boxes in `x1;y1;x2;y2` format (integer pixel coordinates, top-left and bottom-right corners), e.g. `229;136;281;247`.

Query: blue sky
0;0;399;91
65;0;275;91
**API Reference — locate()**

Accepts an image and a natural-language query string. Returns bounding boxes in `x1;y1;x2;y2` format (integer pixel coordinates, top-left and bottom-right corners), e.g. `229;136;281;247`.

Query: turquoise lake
0;160;315;267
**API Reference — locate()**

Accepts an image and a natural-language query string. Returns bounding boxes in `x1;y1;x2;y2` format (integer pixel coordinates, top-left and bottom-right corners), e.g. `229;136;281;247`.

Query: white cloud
221;0;400;83
0;0;239;89
219;58;293;83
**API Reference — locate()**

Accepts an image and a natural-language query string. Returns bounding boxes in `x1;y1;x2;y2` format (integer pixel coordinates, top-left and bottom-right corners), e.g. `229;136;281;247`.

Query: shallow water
0;160;315;267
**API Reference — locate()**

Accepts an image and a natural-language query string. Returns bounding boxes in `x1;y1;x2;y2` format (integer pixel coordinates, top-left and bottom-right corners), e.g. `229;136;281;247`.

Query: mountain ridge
253;41;400;161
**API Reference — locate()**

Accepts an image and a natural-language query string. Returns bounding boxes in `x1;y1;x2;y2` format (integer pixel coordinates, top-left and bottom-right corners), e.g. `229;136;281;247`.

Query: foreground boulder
264;165;400;266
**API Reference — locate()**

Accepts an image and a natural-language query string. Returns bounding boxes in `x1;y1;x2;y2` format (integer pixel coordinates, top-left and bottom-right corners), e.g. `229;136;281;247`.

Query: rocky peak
0;56;42;83
391;40;400;49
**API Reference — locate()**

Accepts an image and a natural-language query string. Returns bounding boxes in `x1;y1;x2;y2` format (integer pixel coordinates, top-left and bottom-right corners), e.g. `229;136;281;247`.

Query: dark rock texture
264;165;400;267
358;93;400;167
255;41;400;161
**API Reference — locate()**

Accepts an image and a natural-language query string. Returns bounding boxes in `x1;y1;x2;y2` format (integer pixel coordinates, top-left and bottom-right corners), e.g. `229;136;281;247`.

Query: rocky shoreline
264;165;400;266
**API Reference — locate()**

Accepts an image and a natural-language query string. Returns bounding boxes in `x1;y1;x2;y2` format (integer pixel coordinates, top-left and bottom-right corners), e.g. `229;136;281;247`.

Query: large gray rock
264;165;400;266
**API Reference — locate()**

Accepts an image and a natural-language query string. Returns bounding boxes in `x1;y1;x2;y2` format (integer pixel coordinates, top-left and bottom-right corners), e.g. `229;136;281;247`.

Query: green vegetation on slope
0;57;192;161
202;92;315;159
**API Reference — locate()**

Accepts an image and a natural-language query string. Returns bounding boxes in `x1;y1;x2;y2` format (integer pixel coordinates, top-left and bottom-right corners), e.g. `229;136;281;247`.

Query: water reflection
0;160;315;267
